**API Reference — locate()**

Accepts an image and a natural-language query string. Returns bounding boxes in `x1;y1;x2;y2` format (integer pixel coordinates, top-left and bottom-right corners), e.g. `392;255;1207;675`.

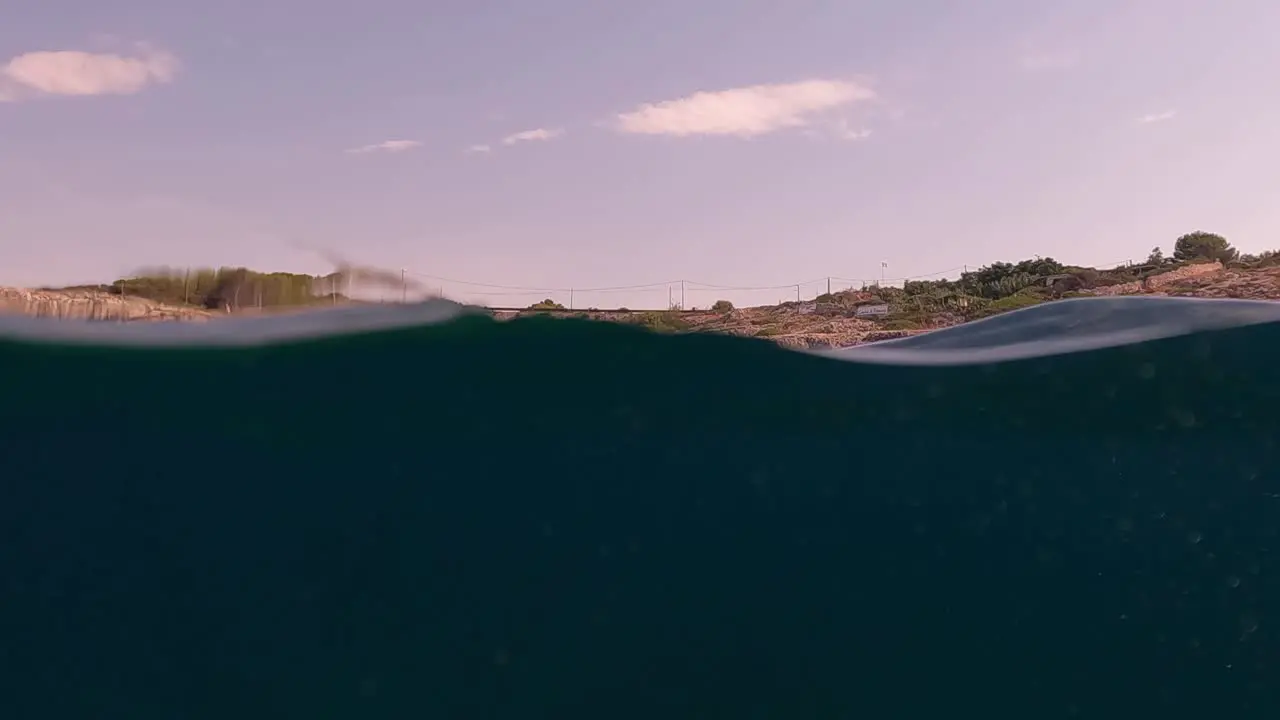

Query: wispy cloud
0;45;178;101
804;118;873;142
501;128;563;145
832;119;872;141
613;79;876;138
345;139;422;154
1018;51;1079;72
1136;110;1176;125
465;144;492;154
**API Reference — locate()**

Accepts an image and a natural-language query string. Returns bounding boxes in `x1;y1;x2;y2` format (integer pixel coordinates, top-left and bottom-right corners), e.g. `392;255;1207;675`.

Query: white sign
855;304;890;317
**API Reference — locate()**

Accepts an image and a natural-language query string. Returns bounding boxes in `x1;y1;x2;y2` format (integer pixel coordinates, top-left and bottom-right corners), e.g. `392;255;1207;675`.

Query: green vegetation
55;267;346;311
878;317;926;331
527;299;566;310
1174;231;1237;265
711;299;734;312
833;230;1251;323
633;310;691;333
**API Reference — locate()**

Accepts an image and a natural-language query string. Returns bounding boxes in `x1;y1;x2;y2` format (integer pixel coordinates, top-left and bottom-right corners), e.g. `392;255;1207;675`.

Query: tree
1145;246;1165;265
711;299;734;312
105;267;329;310
528;299;565;310
1173;231;1237;264
958;257;1065;299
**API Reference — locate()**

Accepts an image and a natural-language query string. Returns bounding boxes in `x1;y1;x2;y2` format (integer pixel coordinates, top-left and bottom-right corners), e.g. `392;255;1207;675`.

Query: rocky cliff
0;287;211;322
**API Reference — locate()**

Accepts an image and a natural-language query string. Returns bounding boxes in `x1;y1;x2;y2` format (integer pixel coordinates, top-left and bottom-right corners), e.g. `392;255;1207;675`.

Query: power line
830;266;968;284
398;260;1140;297
403;269;680;294
683;278;829;292
460;287;672;297
382;258;1161;311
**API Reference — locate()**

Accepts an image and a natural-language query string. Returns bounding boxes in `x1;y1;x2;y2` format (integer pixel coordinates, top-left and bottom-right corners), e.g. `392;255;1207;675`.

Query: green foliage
1173;231;1237;264
955;257;1063;299
1146;246;1166;265
965;291;1046;320
878;317;924;331
711;299;735;312
528;299;566;310
1237;250;1280;268
754;326;785;337
858;256;1070;315
634;310;690;333
102;267;340;310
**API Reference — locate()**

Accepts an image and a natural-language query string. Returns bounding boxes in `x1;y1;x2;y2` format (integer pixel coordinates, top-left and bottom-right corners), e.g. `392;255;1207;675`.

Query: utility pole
183;268;191;305
680;280;685;310
668;285;673;309
881;261;888;284
827;277;831;296
795;284;800;302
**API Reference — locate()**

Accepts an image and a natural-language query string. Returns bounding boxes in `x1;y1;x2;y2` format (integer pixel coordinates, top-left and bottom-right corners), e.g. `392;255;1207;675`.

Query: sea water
1;297;1277;719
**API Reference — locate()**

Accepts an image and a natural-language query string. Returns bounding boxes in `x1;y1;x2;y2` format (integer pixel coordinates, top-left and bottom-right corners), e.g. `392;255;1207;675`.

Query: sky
2;0;1278;309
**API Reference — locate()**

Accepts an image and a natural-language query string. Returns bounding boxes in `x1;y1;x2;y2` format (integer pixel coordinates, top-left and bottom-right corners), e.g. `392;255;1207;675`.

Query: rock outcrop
1089;262;1224;296
0;287;211;322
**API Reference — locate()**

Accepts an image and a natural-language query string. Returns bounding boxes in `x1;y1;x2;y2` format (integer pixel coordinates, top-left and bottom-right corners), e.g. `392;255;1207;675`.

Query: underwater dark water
1;298;1277;719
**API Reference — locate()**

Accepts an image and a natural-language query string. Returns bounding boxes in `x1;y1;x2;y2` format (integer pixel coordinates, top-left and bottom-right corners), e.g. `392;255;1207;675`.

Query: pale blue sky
2;0;1277;309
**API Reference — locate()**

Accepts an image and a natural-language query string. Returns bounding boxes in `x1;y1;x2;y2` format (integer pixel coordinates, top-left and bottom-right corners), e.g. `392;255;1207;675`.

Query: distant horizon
20;242;1230;311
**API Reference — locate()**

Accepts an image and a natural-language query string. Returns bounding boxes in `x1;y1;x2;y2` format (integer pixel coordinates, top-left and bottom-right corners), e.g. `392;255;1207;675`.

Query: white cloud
1136;110;1176;125
465;144;492;154
0;46;178;101
501;127;563;145
804;118;873;142
1019;51;1079;72
832;118;872;141
613;79;875;138
345;139;422;154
